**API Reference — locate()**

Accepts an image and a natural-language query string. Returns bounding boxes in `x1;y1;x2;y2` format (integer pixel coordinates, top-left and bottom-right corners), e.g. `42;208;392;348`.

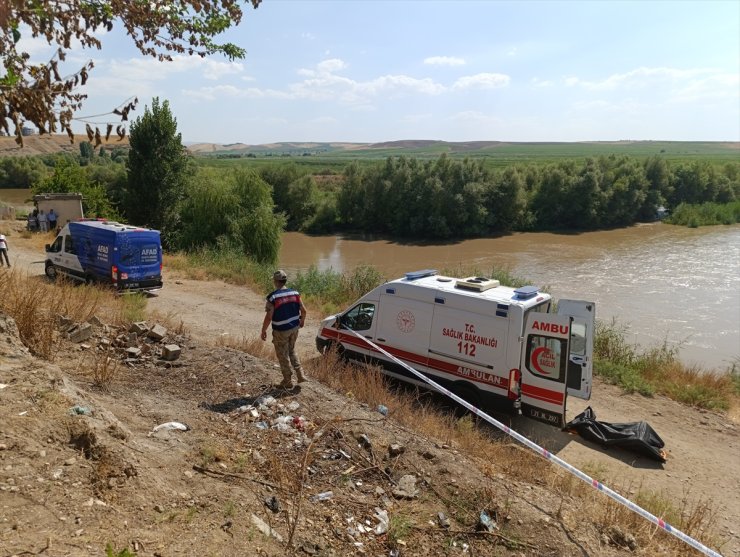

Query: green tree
0;156;48;188
125;98;190;246
179;168;284;264
1;1;261;145
79;141;94;165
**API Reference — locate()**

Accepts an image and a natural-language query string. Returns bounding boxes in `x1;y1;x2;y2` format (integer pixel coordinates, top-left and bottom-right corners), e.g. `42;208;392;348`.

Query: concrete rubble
57;316;184;365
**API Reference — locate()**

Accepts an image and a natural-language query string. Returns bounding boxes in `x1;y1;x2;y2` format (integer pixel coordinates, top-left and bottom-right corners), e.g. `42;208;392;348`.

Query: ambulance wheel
84;274;95;285
45;262;57;281
451;382;481;418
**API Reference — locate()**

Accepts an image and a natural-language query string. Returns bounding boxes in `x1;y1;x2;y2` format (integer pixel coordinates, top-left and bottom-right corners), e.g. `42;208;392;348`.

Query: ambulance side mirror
45;244;50;252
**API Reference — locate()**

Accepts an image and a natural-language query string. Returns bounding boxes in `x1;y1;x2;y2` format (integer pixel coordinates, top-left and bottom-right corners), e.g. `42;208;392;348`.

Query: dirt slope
0;223;740;556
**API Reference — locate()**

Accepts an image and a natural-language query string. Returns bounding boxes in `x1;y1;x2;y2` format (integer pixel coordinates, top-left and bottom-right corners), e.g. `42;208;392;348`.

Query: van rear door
519;313;571;427
116;232;162;290
557;300;595;400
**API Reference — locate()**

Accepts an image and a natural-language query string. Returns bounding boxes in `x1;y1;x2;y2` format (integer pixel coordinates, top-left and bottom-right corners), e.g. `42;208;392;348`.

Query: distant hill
2;136;737;163
0;134;129;157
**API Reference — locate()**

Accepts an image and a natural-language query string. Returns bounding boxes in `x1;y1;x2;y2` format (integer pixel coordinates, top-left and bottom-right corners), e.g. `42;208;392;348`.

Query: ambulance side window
570;322;586;356
63;235;76;255
341;303;376;331
48;237;63;253
525;335;567;382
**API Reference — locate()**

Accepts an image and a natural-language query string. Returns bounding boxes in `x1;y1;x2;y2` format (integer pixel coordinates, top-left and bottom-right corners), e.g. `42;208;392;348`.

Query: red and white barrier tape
341;328;722;557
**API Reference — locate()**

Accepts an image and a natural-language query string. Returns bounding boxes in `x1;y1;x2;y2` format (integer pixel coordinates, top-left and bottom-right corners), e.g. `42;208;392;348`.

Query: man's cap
273;269;288;281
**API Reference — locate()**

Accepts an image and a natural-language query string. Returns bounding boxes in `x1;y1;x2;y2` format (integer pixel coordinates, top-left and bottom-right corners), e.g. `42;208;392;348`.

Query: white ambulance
316;269;595;427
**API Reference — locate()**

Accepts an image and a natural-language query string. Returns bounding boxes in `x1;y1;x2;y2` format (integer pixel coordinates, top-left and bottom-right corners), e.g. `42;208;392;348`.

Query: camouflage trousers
271;327;304;384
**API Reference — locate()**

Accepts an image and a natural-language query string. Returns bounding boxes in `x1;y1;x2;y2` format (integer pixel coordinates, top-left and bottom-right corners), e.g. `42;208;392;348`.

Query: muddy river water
280;224;740;369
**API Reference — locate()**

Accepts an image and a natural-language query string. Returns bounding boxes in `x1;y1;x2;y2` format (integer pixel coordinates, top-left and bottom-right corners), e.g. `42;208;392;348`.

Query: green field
194;140;740;171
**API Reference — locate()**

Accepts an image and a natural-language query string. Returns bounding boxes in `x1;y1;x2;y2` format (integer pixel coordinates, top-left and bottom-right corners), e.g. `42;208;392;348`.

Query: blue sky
19;0;740;144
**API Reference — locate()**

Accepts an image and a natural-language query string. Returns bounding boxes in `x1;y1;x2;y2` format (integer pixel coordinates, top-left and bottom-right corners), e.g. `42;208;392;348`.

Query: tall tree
125;98;189;245
0;1;261;146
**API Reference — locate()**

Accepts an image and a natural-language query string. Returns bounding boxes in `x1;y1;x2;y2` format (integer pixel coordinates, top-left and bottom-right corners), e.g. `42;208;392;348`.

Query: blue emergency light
404;269;438;280
514;285;539;299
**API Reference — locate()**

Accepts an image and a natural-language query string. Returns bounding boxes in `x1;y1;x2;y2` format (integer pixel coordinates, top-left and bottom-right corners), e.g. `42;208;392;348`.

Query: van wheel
45;262;56;281
84;274;95;285
451;382;482;418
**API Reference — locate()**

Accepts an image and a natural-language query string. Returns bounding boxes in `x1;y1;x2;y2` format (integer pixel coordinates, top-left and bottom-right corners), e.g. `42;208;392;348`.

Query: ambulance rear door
557;299;595;400
519;313;572;427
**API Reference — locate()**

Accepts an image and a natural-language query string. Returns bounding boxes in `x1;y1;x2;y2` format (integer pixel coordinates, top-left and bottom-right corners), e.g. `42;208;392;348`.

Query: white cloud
424;56;466;66
453;73;510;90
308;116;338;125
301;32;316;40
506;47;518;57
565;66;714;91
531;77;553;88
563;66;739;106
183;59;510;104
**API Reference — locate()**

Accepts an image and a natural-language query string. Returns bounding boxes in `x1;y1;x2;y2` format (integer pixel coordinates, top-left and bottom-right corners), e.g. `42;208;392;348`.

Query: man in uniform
261;270;307;389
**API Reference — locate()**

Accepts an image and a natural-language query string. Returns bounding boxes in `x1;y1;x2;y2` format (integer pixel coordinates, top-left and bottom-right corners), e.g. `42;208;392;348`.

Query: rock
89;315;105;327
162;344;181;361
607;525;638;550
392;474;418;499
148;324;167;341
68;323;93;343
64;457;76;466
129;322;148;335
264;495;281;513
421;450;437;460
250;513;284;542
437;512;450;529
154;504;165;513
388;443;405;457
0;444;7;451
252;450;266;466
126;347;142;358
127;332;138;347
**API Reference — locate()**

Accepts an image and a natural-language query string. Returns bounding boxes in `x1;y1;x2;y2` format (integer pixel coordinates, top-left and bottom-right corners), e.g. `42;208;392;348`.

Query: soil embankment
1;221;738;556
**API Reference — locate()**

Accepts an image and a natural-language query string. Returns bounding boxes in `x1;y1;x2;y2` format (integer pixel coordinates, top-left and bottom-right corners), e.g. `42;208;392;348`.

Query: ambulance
44;219;163;292
316;269;595;427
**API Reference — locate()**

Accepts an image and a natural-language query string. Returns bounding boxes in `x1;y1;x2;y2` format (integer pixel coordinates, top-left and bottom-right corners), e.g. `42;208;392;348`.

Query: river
279;224;740;370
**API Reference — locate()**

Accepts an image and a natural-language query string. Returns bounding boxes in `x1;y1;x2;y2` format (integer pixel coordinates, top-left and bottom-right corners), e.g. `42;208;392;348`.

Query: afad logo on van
531;321;569;336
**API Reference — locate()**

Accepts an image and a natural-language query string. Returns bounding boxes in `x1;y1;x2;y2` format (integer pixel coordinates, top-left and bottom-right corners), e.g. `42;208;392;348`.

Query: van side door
60;233;84;279
557;300;596;400
519;313;571;428
337;301;379;361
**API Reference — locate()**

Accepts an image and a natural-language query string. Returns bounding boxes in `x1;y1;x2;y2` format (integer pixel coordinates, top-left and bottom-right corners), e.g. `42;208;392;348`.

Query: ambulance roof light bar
513;285;539;299
404;269;438;280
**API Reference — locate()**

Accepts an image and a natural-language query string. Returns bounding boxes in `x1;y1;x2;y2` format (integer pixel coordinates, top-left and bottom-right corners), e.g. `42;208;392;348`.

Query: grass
121;292;148;322
166;246;385;313
0;269;129;360
595;319;739;412
665;200;740;227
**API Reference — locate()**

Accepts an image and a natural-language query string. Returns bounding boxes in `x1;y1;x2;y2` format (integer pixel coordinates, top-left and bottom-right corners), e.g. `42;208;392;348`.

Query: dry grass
214;333;276;361
85;344;120;390
0;268;127;360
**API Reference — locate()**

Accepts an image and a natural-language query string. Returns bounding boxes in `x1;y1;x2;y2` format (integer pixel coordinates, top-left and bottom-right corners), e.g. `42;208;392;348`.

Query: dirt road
3;223;739;555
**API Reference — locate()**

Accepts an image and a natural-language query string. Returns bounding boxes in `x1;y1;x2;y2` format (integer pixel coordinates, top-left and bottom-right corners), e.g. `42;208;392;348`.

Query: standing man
261;270;307;389
0;234;9;267
38;210;48;233
47;209;57;233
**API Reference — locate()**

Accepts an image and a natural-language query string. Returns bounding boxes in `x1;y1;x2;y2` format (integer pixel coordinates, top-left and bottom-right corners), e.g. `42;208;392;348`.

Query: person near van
26;212;37;231
38;210;48;233
261;269;307;389
47;209;57;232
0;234;10;267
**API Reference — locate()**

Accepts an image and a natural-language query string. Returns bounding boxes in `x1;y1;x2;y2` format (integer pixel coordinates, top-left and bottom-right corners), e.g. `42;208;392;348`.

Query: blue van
45;220;163;292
